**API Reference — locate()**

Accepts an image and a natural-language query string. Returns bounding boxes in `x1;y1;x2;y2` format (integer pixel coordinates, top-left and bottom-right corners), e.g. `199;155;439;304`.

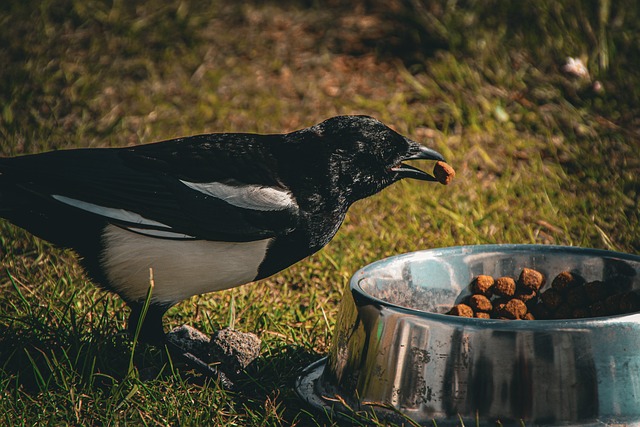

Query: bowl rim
350;243;640;329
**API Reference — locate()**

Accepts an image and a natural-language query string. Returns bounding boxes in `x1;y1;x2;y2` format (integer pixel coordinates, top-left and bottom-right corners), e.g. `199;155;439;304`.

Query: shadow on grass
0;319;131;395
229;343;330;425
0;308;332;423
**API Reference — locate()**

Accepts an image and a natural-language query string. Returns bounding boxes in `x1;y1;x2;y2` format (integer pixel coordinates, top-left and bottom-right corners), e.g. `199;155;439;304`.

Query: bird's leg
127;303;234;388
127;302;168;345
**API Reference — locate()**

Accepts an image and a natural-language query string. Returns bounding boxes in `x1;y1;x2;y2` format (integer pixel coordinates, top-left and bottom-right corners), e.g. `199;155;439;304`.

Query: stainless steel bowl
296;244;640;426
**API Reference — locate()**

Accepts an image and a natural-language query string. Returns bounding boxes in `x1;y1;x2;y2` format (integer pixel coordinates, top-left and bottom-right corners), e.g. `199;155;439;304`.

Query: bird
0;115;445;347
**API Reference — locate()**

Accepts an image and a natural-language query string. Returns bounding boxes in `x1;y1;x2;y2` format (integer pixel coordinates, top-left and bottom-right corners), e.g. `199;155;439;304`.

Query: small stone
167;325;212;361
210;328;261;375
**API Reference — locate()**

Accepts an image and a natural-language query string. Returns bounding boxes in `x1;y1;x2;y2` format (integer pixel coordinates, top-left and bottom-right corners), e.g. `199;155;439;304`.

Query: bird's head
296;115;446;203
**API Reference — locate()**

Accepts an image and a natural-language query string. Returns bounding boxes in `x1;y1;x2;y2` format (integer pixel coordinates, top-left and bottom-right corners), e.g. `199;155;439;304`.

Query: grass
0;0;639;425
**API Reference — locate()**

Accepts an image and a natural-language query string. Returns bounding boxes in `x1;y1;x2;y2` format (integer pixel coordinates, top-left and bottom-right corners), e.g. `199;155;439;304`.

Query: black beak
391;143;445;182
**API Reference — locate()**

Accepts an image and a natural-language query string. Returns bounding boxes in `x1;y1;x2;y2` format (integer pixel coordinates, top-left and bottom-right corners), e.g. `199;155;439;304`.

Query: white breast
99;225;271;305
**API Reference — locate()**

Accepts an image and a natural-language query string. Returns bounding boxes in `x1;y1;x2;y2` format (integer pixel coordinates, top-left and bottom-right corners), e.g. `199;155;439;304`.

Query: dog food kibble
500;299;528;319
515;288;537;303
572;307;590;319
619;292;640;313
566;286;589;308
492;299;507;315
551;271;581;292
519;268;545;291
469;294;492;312
604;294;623;314
446;269;639;320
541;288;563;310
532;303;552;319
433;161;456;185
472;275;494;296
494;277;516;297
448;304;474;317
584;280;609;303
589;301;608;317
554;303;573;319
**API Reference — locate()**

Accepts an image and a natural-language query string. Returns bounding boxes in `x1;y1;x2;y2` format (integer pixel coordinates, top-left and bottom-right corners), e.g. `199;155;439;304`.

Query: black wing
0;134;299;242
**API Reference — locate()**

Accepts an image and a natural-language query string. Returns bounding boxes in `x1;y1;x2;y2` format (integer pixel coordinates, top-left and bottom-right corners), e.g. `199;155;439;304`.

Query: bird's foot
166;342;235;389
164;325;234;389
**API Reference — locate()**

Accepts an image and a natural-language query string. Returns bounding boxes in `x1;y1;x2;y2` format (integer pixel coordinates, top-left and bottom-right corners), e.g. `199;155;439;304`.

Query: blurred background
0;0;639;425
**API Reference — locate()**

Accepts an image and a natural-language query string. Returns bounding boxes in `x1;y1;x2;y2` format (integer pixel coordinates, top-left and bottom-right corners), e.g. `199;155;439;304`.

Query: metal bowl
296;244;640;426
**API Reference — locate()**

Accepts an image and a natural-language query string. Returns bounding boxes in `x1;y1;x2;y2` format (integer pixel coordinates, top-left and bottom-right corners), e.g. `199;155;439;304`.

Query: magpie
0;115;445;345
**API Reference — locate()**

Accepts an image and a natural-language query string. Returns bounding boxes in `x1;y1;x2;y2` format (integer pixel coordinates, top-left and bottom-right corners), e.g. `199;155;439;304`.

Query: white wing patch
126;227;195;239
52;195;171;229
179;180;294;211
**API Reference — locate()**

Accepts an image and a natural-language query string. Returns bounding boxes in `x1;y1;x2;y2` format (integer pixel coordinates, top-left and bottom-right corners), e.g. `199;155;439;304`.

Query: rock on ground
167;325;262;377
210;327;261;374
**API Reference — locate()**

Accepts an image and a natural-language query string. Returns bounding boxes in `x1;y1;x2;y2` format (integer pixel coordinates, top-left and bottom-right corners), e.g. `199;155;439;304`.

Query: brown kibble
519;268;545;291
433;161;455;185
541;288;564;310
532;303;552;320
590;301;608;317
572;307;590;319
618;292;640;313
551;271;582;293
494;277;516;297
554;303;573;319
448;267;636;321
605;294;623;314
469;294;493;312
471;275;494;296
492;300;507;317
499;299;528;319
566;286;589;308
515;288;537;304
448;304;474;317
584;280;610;303
607;275;633;295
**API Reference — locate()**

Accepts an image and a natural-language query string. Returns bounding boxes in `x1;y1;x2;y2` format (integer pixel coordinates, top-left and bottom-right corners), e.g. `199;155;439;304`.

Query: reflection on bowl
296;244;640;426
